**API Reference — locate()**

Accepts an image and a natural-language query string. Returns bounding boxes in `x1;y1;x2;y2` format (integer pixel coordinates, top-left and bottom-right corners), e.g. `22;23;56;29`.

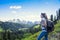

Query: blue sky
0;0;60;22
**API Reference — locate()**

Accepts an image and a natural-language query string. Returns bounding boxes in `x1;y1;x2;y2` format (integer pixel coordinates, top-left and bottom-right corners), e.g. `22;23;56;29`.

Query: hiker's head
41;13;47;19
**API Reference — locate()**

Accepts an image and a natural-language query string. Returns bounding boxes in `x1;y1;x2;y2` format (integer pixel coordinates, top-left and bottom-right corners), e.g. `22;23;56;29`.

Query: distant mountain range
0;19;40;31
7;19;40;25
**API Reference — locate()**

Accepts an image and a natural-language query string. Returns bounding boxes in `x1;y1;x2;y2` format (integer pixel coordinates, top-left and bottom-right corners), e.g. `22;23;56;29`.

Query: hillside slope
22;20;60;40
22;31;41;40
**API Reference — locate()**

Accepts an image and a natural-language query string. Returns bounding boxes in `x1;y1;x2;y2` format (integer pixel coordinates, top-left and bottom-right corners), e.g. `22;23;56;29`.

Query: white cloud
0;17;13;22
0;15;41;22
16;15;41;22
10;6;22;9
12;11;17;14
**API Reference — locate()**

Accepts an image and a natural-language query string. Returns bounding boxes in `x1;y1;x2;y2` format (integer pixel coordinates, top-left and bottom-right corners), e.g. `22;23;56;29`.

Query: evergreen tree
50;14;53;21
56;9;60;20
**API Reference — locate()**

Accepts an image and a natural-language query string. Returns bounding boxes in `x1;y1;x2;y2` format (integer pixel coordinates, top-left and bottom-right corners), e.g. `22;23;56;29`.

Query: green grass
34;25;40;28
22;31;41;40
54;21;60;32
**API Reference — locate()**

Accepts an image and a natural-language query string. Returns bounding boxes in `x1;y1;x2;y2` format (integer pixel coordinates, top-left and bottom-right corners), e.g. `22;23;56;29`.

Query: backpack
46;20;54;33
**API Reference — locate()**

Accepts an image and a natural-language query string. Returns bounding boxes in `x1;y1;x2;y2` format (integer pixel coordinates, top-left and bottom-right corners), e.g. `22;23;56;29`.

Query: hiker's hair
41;13;48;20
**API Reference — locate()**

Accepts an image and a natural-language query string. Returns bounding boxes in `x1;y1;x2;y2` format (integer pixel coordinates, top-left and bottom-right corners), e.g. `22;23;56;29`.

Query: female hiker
37;13;48;40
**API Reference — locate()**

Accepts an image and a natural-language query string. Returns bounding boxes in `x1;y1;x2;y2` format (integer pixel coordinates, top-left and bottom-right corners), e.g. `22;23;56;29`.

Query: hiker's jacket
40;18;47;32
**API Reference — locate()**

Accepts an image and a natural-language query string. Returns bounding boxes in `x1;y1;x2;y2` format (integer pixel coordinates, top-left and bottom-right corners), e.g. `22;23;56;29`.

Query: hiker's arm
44;20;47;27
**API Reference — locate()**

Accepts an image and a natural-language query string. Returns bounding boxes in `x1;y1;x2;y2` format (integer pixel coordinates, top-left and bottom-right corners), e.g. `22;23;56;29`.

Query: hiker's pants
37;31;48;40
